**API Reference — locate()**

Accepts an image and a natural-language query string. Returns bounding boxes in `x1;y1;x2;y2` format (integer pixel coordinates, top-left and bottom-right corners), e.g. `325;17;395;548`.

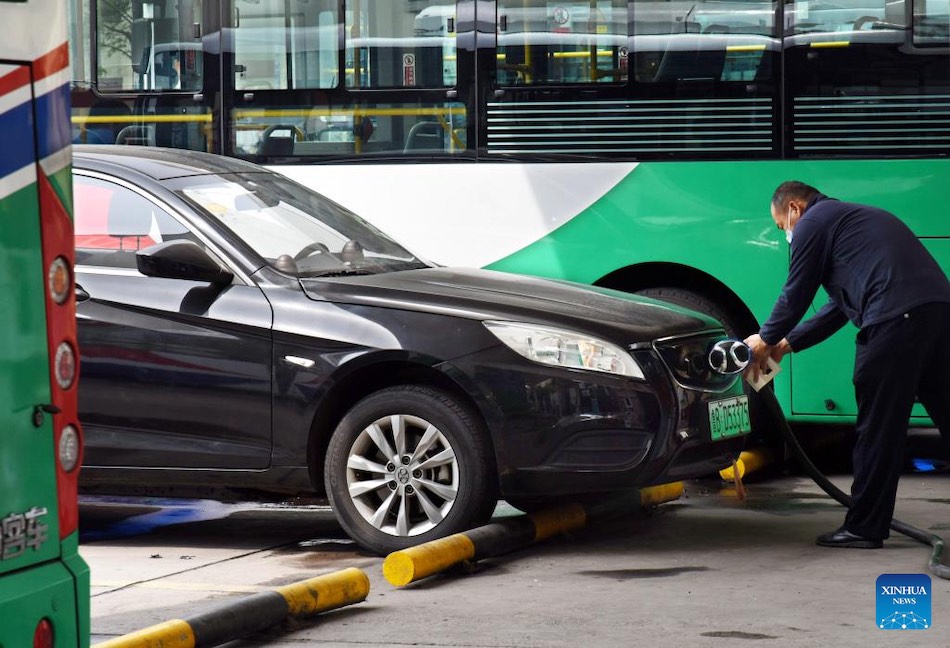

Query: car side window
74;175;196;270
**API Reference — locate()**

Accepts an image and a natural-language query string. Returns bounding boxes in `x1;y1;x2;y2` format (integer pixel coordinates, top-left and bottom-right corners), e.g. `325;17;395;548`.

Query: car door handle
75;284;90;302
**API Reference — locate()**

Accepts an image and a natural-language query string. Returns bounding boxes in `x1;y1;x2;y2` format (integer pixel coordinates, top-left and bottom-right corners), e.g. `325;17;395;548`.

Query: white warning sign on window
403;53;416;86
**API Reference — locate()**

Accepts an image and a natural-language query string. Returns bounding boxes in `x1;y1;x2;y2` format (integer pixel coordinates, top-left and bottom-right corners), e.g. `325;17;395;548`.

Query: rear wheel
324;385;496;555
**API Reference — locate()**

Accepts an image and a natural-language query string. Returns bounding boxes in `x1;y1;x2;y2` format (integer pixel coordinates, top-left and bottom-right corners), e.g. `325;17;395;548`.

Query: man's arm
746;300;847;380
758;218;829;345
786;299;848;352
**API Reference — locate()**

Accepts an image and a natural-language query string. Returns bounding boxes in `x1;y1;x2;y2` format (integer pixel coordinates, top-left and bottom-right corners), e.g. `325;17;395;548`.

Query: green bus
0;0;90;645
66;0;948;429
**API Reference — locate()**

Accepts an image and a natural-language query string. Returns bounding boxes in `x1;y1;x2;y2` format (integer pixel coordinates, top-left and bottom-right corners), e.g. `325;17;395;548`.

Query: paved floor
81;465;950;647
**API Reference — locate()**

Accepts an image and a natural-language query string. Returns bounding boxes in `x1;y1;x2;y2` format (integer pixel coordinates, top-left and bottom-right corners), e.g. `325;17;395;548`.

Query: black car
72;146;750;554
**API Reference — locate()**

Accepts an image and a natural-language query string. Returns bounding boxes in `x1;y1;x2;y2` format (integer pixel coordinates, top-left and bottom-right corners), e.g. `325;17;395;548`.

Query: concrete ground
82;466;950;647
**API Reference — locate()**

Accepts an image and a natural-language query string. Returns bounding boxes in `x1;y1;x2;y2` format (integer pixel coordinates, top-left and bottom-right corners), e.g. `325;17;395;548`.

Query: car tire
324;385;496;555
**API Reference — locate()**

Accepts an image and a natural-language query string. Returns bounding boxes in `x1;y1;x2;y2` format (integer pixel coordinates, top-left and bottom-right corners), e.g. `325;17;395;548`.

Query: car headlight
484;321;644;379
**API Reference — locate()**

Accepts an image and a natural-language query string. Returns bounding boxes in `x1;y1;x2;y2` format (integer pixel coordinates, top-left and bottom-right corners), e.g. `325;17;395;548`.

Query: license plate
708;395;751;440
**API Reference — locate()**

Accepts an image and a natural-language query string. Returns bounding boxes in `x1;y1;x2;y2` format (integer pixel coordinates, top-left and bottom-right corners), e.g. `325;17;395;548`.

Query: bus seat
293;141;355;156
404;121;446;151
261;124;297;156
116;124;156;146
654;44;726;82
78;98;131;145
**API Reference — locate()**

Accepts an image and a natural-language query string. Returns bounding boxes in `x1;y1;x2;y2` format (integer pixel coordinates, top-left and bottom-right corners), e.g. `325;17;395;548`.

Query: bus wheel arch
596;263;784;448
595;262;759;338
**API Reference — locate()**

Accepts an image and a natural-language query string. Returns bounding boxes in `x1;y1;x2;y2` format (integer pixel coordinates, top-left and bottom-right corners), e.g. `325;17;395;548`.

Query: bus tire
324;385;496;555
635;287;738;332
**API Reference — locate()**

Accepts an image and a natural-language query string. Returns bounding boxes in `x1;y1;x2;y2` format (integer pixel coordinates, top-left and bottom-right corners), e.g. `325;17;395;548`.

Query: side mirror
136;240;233;285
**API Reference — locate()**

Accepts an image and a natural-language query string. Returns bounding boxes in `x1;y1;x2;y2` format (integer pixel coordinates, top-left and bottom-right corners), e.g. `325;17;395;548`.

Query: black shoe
816;527;883;549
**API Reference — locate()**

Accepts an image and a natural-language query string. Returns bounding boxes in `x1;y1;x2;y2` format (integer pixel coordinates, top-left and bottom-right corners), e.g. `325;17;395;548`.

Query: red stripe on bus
37;168;82;540
0;65;30;97
34;42;70;82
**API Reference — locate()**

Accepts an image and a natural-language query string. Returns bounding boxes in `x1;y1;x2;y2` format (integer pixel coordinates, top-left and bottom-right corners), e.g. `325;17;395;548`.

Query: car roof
73;145;269;181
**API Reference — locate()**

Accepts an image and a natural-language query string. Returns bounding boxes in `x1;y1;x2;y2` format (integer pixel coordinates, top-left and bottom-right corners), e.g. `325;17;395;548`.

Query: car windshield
171;172;428;276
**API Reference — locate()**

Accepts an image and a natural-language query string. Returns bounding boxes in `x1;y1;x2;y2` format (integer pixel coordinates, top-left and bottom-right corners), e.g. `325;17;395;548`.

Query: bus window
67;0;92;86
229;1;469;158
633;0;777;84
784;0;950;156
73;0;211;151
231;102;468;157
345;0;457;88
786;0;905;38
233;0;338;90
914;0;950;45
496;0;627;85
96;0;204;92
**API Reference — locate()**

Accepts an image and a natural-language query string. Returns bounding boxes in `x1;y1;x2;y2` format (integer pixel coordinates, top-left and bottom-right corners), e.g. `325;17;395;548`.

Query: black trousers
844;302;950;540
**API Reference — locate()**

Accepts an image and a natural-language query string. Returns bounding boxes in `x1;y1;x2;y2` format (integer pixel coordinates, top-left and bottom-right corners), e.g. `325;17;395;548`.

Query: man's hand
771;338;793;363
743;333;774;382
743;334;793;381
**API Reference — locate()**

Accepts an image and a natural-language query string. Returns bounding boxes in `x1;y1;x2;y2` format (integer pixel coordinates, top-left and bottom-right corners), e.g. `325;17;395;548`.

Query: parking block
719;449;775;481
384;483;684;587
93;567;370;648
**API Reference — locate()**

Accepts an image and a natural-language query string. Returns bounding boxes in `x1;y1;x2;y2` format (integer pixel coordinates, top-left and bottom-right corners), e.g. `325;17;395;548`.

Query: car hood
299;267;719;343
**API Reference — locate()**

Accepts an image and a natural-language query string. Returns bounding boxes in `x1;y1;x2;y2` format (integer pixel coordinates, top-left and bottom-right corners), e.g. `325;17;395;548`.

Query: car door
74;171;274;469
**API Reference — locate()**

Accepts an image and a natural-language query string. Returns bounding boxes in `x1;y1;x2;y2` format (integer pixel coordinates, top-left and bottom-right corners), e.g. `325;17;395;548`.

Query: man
745;181;950;548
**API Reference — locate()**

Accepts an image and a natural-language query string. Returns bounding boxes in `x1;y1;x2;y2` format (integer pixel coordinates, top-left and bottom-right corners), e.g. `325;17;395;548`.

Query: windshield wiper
306;268;375;278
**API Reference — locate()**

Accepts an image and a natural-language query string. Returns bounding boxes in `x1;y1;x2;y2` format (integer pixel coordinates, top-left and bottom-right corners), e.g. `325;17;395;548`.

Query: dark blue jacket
759;195;950;351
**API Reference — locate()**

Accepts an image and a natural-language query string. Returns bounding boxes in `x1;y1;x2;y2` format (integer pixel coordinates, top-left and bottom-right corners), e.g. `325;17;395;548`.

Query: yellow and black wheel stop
384;483;683;587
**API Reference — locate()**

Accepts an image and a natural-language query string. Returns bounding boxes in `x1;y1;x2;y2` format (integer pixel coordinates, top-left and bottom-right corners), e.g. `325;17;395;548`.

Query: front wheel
324;386;496;555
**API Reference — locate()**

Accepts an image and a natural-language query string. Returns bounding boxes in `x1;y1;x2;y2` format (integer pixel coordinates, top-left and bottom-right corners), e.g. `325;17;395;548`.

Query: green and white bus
67;0;948;428
1;1;89;645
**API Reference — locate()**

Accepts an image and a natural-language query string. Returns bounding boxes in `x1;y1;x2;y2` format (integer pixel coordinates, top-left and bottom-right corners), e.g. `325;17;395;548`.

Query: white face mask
785;206;794;244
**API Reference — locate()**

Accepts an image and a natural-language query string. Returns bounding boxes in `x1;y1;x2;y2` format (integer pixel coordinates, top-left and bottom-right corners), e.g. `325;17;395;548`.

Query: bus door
69;0;218;153
223;0;476;161
476;0;781;160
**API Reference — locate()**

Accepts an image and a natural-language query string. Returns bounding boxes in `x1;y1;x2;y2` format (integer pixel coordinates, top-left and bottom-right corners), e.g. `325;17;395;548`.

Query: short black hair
771;181;819;210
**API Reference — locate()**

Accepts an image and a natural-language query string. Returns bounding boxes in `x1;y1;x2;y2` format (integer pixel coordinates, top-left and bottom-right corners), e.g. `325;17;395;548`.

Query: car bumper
444;345;747;498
